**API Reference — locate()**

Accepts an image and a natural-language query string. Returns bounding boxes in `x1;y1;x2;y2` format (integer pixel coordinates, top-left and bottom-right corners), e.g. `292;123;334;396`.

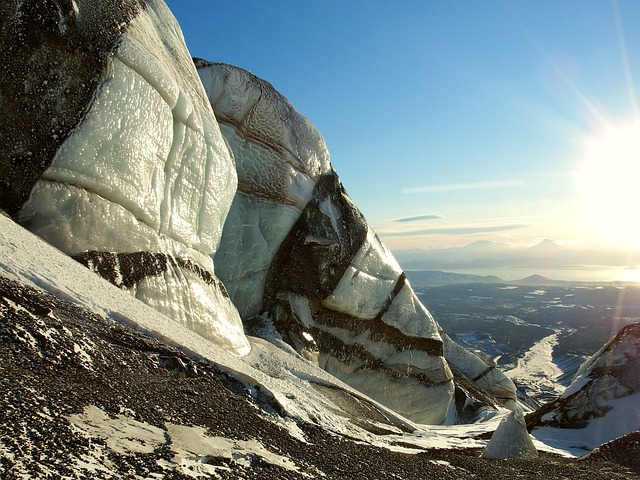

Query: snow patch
160;423;300;477
67;405;302;477
506;332;565;401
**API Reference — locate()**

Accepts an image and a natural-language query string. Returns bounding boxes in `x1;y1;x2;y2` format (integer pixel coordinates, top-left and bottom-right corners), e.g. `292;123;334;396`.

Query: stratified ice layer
442;332;516;404
18;0;249;356
200;62;455;423
8;0;516;423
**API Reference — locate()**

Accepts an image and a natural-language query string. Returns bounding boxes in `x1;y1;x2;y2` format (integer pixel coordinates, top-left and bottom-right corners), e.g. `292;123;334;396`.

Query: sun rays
574;120;640;249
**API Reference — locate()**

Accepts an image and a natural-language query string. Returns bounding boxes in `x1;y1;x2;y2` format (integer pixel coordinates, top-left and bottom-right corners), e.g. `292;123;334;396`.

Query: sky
165;0;640;252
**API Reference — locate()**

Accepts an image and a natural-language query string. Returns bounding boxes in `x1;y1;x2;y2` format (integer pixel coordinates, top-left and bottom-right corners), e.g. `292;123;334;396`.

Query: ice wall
14;1;249;356
3;0;516;423
199;63;455;424
198;61;331;320
0;0;141;216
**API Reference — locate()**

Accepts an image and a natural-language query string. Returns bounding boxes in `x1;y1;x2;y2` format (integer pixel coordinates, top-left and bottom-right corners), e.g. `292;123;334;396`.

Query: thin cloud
380;224;528;237
394;214;444;223
401;180;524;195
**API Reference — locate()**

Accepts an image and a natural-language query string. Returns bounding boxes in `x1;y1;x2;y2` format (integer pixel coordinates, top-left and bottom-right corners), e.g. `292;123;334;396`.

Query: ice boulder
3;1;249;355
482;406;538;459
527;322;640;450
198;62;456;424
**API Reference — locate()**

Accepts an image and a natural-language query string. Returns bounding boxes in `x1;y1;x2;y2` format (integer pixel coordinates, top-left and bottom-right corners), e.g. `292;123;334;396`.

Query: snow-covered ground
532;392;640;456
506;332;565;401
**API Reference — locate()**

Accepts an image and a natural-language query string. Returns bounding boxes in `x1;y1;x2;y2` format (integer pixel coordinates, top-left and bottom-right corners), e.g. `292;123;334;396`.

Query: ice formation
0;0;141;216
482;406;538;459
442;332;517;406
199;62;516;424
528;322;640;449
2;0;516;425
8;0;249;356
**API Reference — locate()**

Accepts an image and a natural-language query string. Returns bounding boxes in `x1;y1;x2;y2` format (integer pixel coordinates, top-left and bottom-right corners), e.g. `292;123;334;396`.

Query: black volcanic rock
0;0;141;216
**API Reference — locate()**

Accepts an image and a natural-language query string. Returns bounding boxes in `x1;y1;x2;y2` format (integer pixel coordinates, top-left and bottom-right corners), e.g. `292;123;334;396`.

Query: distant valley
408;270;640;405
395;239;640;283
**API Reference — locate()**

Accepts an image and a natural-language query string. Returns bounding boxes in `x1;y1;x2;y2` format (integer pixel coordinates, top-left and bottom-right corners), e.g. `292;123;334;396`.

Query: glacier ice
482;406;538;459
16;0;249;356
199;62;457;424
2;0;520;425
200;60;518;424
442;331;517;405
0;0;142;216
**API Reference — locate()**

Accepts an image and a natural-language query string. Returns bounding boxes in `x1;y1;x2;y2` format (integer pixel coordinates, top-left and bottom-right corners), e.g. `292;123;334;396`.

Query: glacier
199;61;517;424
1;0;640;475
0;0;519;426
12;0;249;356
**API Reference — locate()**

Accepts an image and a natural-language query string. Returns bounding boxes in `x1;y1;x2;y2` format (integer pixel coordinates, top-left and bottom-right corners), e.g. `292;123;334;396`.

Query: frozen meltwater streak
18;0;249;356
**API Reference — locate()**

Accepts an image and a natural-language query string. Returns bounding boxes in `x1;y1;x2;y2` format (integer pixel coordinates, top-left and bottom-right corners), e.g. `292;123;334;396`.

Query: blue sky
165;0;640;251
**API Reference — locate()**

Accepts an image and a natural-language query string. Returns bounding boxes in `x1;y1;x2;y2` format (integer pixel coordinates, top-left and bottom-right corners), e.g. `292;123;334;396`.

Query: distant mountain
394;240;640;271
406;270;503;288
510;274;557;286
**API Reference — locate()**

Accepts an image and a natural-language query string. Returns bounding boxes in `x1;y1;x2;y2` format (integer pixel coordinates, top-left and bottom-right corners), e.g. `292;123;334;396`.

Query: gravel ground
1;275;637;479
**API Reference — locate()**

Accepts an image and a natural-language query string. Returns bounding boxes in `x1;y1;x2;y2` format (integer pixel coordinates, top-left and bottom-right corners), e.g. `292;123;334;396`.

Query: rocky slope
527;322;640;450
1;240;636;478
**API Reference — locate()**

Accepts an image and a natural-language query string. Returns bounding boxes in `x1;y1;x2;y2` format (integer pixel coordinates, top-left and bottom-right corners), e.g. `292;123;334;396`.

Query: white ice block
214;193;302;319
199;64;331;185
442;332;516;401
18;0;249;356
381;283;441;339
482;407;538;459
350;228;403;279
323;228;403;319
323;267;398;319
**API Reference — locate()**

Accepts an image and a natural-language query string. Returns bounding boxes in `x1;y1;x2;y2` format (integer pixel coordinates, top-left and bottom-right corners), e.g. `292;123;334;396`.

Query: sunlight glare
575;121;640;249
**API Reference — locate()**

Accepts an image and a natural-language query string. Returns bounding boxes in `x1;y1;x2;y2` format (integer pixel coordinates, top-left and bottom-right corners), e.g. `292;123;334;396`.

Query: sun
574;121;640;249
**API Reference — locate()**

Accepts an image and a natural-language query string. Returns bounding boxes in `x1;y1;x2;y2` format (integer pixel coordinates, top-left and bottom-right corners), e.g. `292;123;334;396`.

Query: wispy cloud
394;214;444;223
401;180;523;195
380;224;528;237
